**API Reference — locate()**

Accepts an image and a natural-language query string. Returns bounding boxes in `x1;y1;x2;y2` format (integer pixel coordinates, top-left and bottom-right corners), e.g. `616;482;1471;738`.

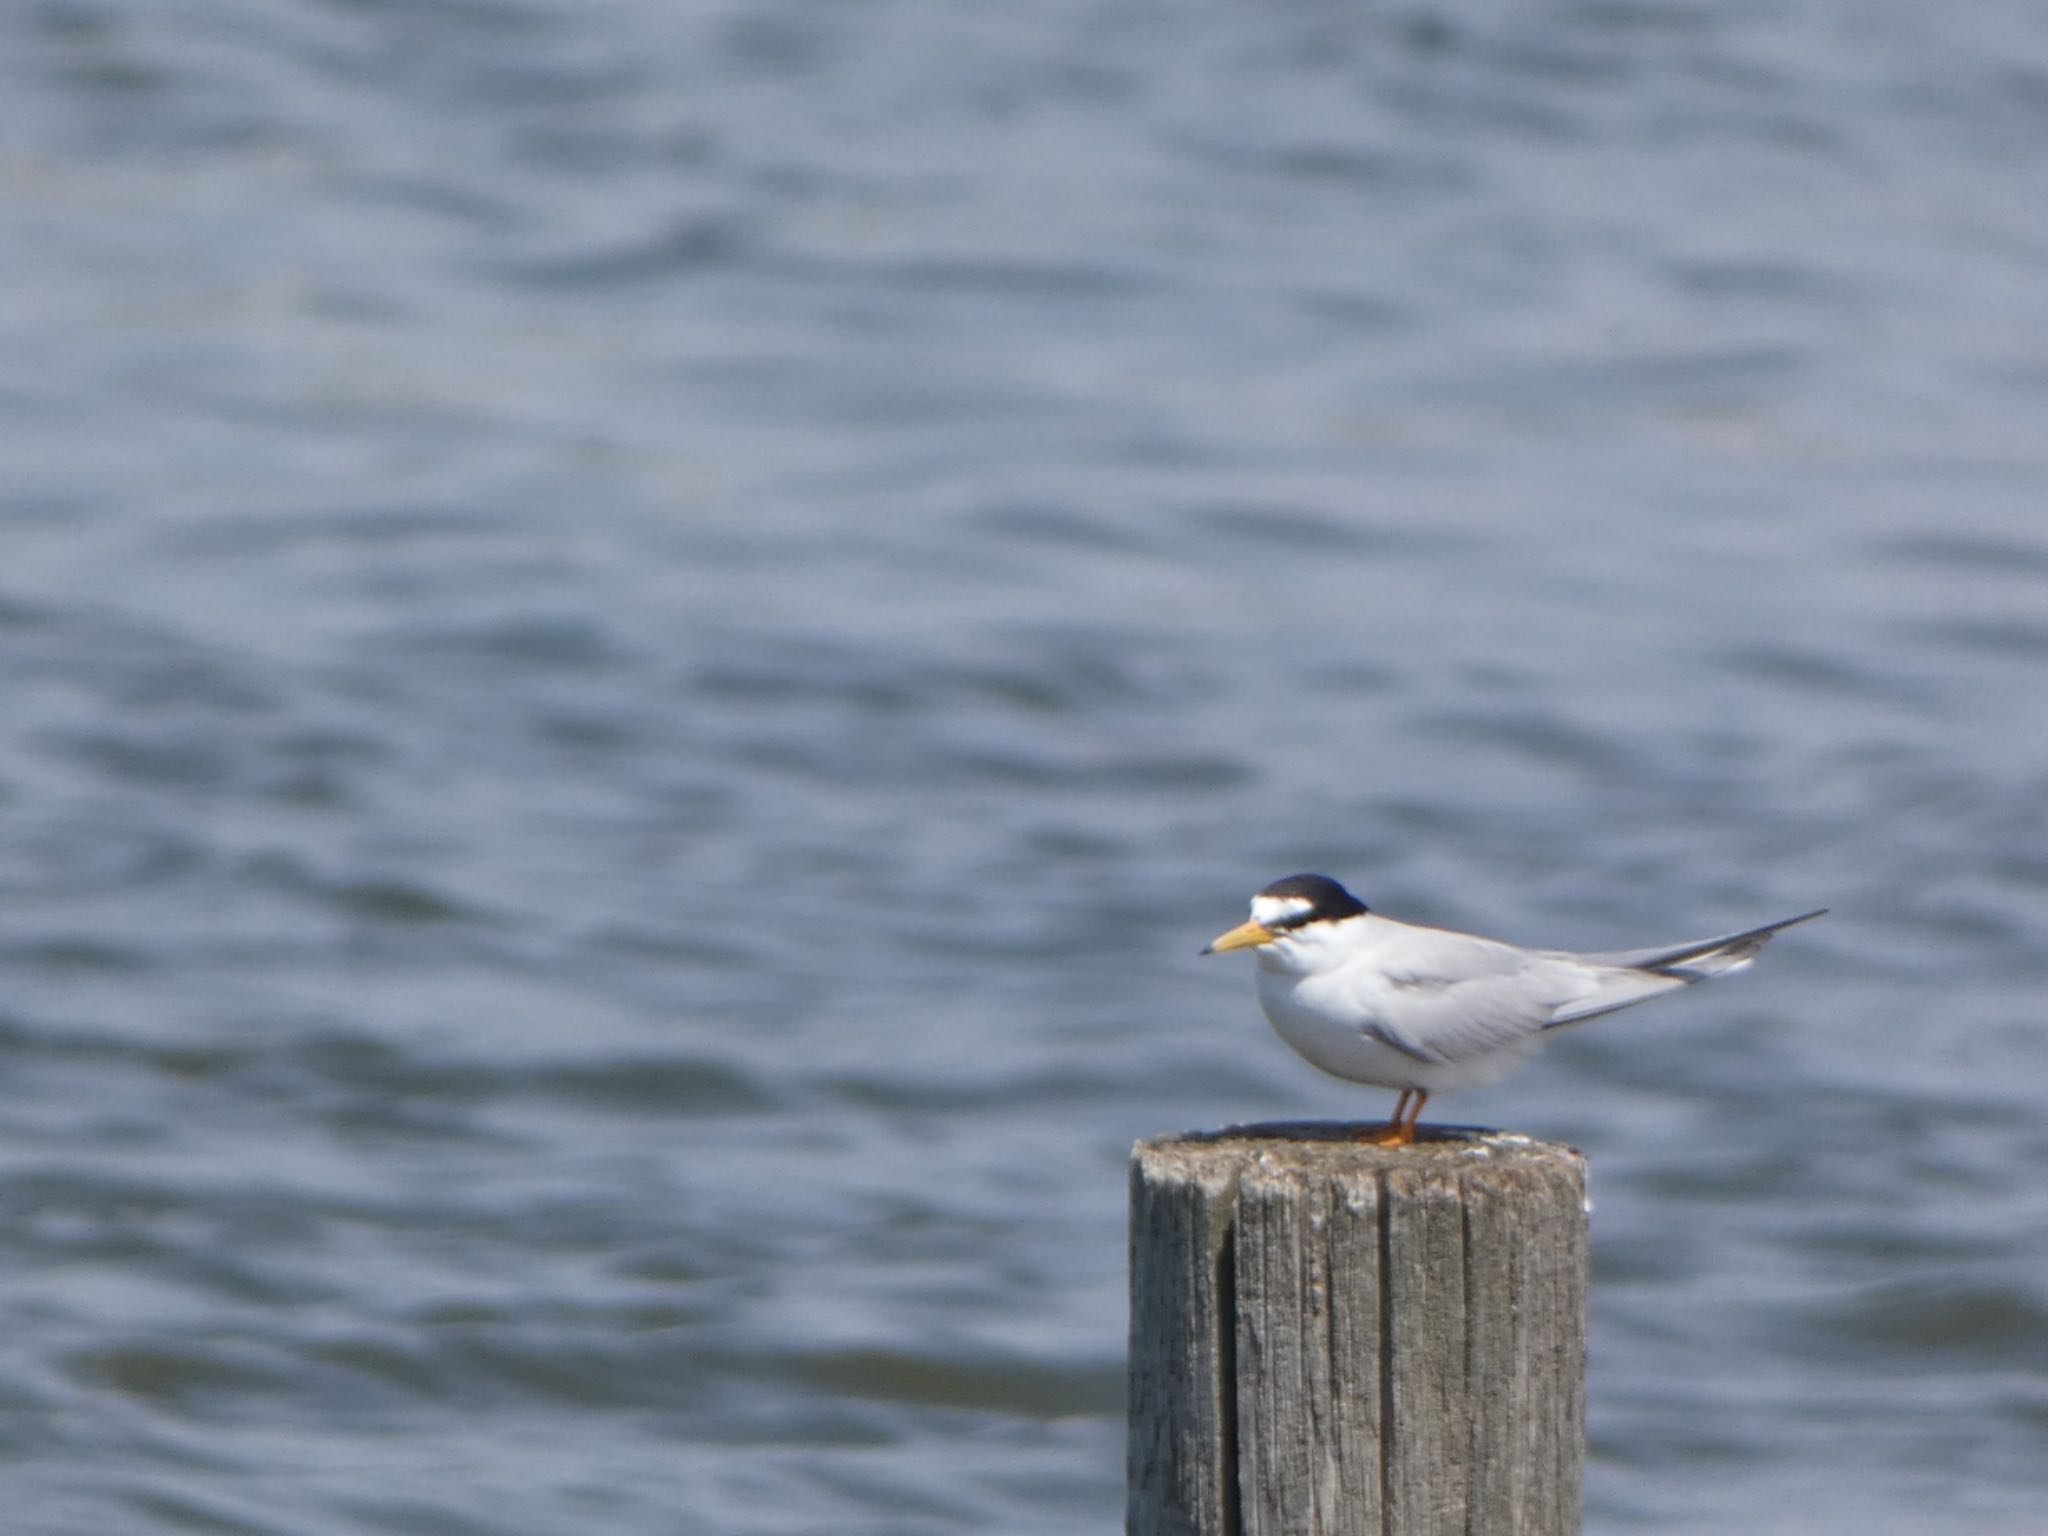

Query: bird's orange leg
1358;1089;1419;1145
1398;1090;1429;1144
1360;1089;1430;1146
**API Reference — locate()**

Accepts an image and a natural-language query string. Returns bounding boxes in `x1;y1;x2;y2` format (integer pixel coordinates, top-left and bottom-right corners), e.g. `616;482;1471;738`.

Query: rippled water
4;1;2048;1532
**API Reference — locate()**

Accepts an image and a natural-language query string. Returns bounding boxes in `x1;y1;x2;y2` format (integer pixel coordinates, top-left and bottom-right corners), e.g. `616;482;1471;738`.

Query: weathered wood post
1128;1126;1589;1536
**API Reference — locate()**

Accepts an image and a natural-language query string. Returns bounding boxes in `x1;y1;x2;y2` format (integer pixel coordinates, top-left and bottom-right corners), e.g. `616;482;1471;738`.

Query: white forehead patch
1250;894;1313;928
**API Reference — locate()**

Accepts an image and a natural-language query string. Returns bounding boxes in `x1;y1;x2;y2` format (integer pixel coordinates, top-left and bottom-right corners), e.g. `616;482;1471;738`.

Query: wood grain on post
1128;1127;1588;1536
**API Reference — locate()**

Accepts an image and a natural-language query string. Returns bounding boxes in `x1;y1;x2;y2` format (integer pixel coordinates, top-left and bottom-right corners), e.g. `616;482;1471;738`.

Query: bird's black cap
1257;873;1369;923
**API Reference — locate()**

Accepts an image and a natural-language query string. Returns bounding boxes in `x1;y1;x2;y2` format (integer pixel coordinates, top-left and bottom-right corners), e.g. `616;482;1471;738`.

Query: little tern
1205;873;1825;1144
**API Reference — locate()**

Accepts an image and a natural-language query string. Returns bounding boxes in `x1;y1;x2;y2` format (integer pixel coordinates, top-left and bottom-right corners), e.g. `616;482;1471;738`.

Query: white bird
1204;874;1825;1144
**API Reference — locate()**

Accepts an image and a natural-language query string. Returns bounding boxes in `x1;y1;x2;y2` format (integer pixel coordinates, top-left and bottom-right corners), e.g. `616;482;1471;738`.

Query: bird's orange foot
1354;1089;1426;1146
1352;1121;1416;1146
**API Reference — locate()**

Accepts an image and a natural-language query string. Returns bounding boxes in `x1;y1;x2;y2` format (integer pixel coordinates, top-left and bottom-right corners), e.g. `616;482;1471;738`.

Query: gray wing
1360;932;1599;1065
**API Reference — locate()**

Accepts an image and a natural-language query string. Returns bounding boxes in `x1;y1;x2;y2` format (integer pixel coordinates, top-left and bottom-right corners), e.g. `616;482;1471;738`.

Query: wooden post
1128;1126;1588;1536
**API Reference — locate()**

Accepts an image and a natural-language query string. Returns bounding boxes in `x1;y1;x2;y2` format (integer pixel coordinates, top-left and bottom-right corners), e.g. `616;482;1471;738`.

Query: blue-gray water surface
4;1;2048;1532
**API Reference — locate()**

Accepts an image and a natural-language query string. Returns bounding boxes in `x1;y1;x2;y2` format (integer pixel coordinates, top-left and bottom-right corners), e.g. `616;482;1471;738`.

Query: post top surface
1134;1122;1587;1186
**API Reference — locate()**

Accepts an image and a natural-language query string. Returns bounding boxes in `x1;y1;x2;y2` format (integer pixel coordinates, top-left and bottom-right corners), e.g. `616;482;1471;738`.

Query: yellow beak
1202;919;1277;956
